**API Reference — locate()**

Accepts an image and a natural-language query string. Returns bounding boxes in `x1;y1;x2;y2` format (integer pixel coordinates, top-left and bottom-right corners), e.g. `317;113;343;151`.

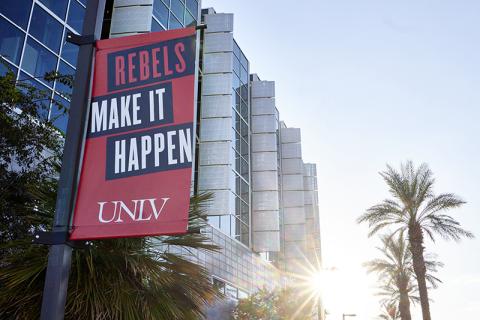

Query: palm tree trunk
398;289;412;320
409;224;431;320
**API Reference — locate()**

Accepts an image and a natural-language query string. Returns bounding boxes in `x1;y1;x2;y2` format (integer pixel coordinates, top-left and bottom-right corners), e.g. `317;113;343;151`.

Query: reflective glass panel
185;10;195;27
50;94;69;133
233;40;240;59
30;5;63;52
153;0;168;27
168;14;182;30
20;71;52;119
22;37;57;86
240;84;248;101
67;0;85;33
151;18;165;32
39;0;68;20
0;59;18;77
241;100;248;120
0;0;32;29
61;32;79;66
186;0;198;18
0;17;25;64
170;0;184;23
55;60;74;97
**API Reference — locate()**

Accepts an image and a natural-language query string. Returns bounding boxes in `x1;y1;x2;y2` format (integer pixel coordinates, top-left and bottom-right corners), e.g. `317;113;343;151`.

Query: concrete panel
252;171;278;191
304;206;314;219
251;98;276;116
251;133;277;152
204;33;233;53
201;95;232;118
281;143;302;159
205;190;231;216
251;114;277;133
110;5;153;35
253;231;280;252
200;118;232;142
252;191;279;211
281;158;304;174
251;81;275;98
283;207;306;225
284;224;307;242
284;241;306;258
252;210;280;232
202;73;232;95
199;141;231;166
280;127;301;143
283;190;305;207
282;174;304;191
204;52;233;74
251;152;277;172
198;165;230;190
304;191;314;205
204;13;234;33
303;176;315;190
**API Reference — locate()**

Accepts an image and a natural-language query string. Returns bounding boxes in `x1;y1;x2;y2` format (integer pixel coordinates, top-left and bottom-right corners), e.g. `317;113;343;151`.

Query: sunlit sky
204;0;480;319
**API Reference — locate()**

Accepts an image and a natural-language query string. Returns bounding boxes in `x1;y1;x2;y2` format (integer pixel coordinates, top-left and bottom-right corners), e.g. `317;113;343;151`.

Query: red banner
70;28;196;240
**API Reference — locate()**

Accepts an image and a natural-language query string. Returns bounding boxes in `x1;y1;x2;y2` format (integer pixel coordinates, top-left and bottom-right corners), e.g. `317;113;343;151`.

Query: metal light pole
39;0;105;319
342;313;357;320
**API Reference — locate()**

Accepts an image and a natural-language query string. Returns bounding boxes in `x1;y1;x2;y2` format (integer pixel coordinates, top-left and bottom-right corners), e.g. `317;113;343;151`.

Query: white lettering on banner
91;89;166;134
113;128;191;174
97;198;170;223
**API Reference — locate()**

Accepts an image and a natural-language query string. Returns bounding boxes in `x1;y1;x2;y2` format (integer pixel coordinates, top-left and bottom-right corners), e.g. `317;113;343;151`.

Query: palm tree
0;194;221;319
365;234;443;320
358;161;474;320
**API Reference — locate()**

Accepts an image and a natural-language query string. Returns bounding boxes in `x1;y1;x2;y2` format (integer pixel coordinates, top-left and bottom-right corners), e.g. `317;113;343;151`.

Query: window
153;0;169;27
61;32;79;66
55;60;74;97
39;0;68;20
184;10;196;27
170;0;184;23
0;60;18;77
20;72;52;119
168;14;182;30
241;100;248;120
22;37;57;86
50;94;69;132
0;0;32;30
67;0;85;33
151;18;165;32
186;0;198;19
0;18;25;64
30;5;63;52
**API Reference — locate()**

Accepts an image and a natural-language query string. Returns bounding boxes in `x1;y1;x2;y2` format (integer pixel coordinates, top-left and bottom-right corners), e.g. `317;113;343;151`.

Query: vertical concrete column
197;13;235;215
280;124;307;271
250;78;280;252
109;0;154;38
303;163;322;266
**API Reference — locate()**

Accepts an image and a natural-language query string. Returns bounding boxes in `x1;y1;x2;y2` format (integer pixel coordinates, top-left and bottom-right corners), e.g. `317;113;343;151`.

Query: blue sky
204;0;480;318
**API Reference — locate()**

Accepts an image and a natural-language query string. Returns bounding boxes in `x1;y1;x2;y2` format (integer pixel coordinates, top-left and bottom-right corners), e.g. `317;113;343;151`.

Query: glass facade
159;226;280;294
0;0;85;132
206;39;251;248
151;0;198;32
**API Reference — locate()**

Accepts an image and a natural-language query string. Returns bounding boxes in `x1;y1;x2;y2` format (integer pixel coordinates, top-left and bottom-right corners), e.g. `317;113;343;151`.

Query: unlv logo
97;198;170;223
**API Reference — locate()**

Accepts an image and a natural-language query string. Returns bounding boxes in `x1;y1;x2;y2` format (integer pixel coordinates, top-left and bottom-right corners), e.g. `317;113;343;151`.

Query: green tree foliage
0;68;220;319
232;287;315;320
0;68;66;244
358;161;474;320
